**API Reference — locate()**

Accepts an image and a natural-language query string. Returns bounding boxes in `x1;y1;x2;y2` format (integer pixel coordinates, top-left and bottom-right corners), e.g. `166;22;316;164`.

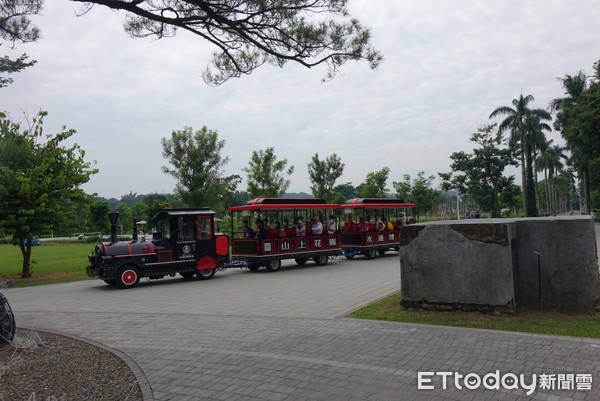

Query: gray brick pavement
4;252;600;400
11;310;600;401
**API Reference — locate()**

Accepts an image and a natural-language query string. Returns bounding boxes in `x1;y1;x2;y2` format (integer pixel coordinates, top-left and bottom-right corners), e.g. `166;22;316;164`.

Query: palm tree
526;116;551;212
537;140;567;214
489;94;552;216
550;71;590;213
549;71;588;113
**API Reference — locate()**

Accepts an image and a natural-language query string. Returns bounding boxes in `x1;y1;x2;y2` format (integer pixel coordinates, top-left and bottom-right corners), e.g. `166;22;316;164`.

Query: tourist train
86;198;416;288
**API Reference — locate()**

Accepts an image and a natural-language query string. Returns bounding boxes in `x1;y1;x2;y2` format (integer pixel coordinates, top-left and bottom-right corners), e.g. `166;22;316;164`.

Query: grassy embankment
0;243;93;287
350;292;600;339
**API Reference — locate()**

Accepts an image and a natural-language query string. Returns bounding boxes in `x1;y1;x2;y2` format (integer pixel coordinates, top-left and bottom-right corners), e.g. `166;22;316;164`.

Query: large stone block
512;217;599;311
400;220;517;313
399;217;600;313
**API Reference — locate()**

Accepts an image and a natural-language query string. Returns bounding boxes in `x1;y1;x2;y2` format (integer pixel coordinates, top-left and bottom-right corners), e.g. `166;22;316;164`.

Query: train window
198;216;212;240
156;217;171;239
181;217;196;242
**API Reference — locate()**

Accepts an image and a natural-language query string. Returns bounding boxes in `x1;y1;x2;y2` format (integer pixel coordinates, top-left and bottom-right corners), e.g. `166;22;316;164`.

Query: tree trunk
583;166;591;214
533;150;540;213
525;142;538;217
520;138;528;216
19;240;32;278
544;169;549;215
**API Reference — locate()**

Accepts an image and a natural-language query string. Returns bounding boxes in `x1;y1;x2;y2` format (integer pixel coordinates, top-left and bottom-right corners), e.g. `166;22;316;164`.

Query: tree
161;125;236;212
489;94;551;216
89;199;110;233
551;67;593;213
307;153;344;202
523;115;552;216
332;182;357;203
72;0;383;85
536;140;567;214
439;124;516;218
0;0;41;87
0;111;98;278
244;147;294;198
393;171;438;219
358;167;390;198
561;74;600;212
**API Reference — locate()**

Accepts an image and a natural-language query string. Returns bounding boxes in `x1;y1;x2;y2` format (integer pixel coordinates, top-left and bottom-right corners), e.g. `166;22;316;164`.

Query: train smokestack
108;211;119;243
132;219;138;242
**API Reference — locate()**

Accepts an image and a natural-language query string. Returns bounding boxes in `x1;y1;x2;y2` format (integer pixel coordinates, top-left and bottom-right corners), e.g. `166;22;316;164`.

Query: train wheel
116;265;140;289
179;271;195;279
314;255;329;266
265;260;281;272
197;269;216;280
103;279;116;286
377;249;387;256
365;249;377;259
294;257;308;266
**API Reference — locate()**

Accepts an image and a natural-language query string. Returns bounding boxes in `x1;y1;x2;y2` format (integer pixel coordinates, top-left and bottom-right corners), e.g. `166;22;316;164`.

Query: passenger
254;219;266;240
397;213;405;227
275;220;286;237
242;219;254;238
344;214;354;232
365;215;375;231
327;215;338;234
359;217;367;231
283;218;294;236
383;216;393;231
311;217;323;235
376;215;385;231
295;217;306;236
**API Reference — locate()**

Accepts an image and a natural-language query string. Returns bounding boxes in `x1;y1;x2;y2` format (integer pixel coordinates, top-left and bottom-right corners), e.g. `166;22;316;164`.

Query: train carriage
341;198;416;259
86;208;229;288
229;198;342;272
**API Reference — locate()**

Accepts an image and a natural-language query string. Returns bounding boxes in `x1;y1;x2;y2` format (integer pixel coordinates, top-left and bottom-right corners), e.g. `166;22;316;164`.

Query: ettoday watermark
418;371;593;395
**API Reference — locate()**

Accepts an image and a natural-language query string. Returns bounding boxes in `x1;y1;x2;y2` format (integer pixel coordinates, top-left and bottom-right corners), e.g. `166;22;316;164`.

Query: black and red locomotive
86;208;229;288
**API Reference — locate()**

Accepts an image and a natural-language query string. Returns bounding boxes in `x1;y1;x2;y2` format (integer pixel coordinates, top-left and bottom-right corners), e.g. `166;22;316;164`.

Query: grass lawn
350;292;600;339
0;243;94;287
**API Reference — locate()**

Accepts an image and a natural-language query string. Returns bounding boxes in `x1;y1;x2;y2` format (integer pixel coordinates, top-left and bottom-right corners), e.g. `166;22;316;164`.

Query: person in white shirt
311;217;323;235
327;215;338;234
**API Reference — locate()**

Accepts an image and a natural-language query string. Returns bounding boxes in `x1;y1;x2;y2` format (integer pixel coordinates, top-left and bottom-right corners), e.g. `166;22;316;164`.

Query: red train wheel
117;265;140;289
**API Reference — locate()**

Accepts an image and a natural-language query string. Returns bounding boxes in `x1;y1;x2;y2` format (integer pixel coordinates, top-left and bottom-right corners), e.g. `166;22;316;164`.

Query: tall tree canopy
358;167;389;198
244;147;294;198
71;0;383;85
560;68;600;212
307;153;344;202
550;64;598;213
393;171;438;219
489;94;551;216
161;125;237;212
439;124;516;218
0;111;97;278
0;0;41;87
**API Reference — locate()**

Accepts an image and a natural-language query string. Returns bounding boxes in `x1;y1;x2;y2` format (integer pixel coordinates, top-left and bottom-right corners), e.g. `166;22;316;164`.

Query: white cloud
2;0;599;199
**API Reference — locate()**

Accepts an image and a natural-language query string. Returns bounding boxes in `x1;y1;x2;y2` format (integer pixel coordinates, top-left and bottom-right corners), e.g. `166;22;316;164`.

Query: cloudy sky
2;0;599;199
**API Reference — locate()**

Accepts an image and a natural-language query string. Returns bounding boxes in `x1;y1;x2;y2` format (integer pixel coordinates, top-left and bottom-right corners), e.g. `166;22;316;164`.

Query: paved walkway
4;253;600;400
